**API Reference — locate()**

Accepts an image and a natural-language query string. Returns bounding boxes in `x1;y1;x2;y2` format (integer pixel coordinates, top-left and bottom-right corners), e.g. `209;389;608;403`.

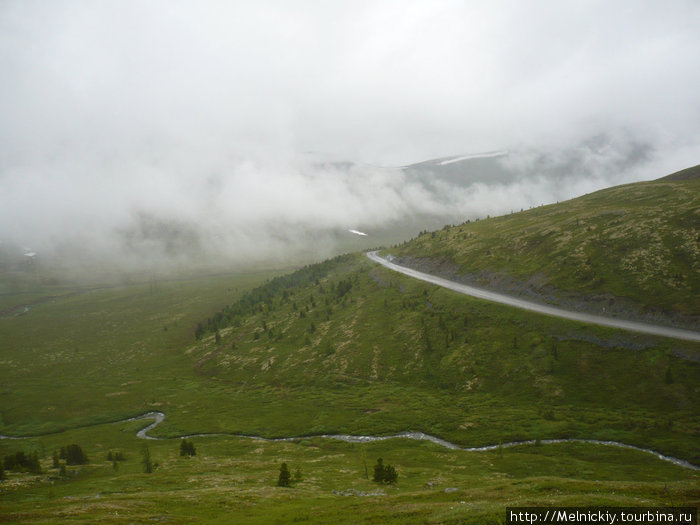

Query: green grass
174;254;699;462
388;170;700;319
0;269;281;435
1;417;697;524
1;168;699;522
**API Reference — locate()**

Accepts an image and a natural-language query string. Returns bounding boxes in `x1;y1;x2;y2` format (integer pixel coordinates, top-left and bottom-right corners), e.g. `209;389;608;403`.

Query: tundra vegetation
0;170;698;523
389;166;700;325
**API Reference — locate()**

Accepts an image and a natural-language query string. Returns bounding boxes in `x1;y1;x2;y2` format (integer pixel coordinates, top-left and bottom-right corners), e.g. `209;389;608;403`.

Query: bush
4;451;42;473
277;463;291;487
179;439;196;457
65;444;88;465
372;458;398;484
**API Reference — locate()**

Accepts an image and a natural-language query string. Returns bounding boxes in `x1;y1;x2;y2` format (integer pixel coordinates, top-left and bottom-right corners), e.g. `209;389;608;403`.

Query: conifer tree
28;451;41;474
384;465;398;484
65;444;88;465
373;458;385;483
180;439;196;457
373;458;398;484
142;444;153;473
277;462;291;487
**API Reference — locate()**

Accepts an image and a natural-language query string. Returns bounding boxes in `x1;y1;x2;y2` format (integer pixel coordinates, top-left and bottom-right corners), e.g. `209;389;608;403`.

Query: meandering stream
2;411;697;470
124;411;698;471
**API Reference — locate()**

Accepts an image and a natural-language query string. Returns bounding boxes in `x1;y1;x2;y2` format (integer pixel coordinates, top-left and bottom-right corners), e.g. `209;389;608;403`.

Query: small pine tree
65;444;88;465
277;462;291;487
59;464;67;477
142;444;153;474
373;458;397;484
0;459;5;481
383;465;398;484
373;458;385;483
107;451;113;461
53;451;60;468
180;439;196;457
215;329;222;344
28;451;41;474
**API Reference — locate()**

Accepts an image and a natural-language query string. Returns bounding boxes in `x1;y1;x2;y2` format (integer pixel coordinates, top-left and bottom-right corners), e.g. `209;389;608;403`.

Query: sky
1;1;699;271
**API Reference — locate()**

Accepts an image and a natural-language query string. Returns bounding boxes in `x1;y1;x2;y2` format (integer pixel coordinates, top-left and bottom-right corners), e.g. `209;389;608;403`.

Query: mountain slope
1;166;698;523
388;166;700;327
189;261;699;463
181;166;700;463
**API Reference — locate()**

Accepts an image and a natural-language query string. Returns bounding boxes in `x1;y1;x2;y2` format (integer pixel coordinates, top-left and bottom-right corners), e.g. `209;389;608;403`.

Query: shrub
277;463;291;487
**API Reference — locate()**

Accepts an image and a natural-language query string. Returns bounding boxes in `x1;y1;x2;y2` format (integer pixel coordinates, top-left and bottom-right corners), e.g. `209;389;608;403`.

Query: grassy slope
388;167;700;321
2;262;697;523
181;254;699;462
2;168;699;522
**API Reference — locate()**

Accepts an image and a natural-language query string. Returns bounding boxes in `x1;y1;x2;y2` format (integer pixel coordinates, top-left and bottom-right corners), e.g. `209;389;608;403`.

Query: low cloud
1;1;699;274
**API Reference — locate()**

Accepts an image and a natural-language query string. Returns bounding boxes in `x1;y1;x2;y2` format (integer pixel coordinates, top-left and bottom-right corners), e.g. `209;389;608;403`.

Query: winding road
366;251;700;342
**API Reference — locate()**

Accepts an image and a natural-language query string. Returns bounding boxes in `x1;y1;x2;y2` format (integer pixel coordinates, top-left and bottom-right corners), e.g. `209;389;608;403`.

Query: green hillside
2;250;699;522
1;167;699;523
179;252;699;459
388;166;700;325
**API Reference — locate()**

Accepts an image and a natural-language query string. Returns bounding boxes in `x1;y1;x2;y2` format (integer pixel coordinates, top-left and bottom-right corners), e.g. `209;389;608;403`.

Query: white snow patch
437;151;508;165
348;229;368;236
